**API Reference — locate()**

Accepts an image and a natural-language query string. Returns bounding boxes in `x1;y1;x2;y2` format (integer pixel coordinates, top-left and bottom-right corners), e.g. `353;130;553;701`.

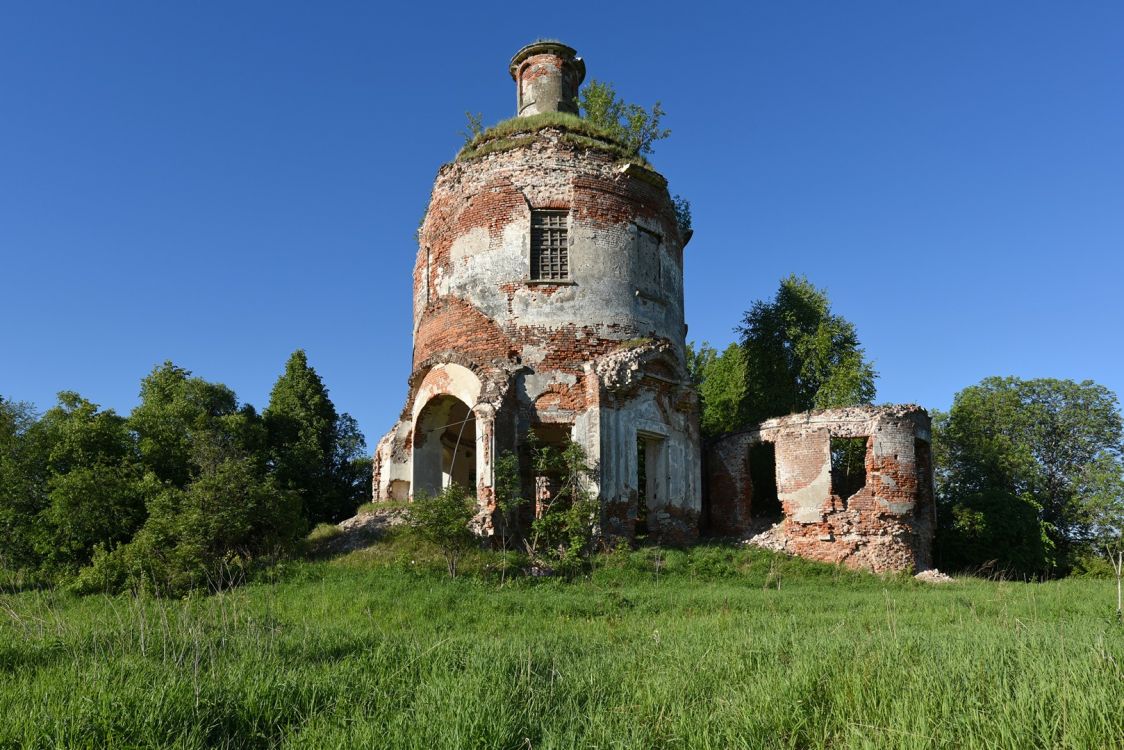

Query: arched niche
409;363;493;499
412;394;477;496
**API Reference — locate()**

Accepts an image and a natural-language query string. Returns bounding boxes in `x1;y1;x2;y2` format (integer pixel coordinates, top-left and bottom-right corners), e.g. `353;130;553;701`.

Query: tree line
4;279;1121;590
0;351;370;594
690;274;1124;578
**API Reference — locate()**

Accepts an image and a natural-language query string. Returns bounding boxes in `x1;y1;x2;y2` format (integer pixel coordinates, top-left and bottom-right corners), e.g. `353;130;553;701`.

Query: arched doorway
412;394;477;497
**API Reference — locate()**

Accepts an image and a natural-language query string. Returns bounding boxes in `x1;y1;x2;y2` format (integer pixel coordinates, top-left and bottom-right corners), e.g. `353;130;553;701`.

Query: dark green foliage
406;483;477;578
687;341;747;437
934;376;1124;577
578;79;670;156
129;362;244;488
75;442;301;596
0;393;151;581
36;393;149;575
263;351;368;526
526;437;599;576
3;354;365;595
72;363;305;595
672;194;692;236
738;275;877;423
0;397;49;573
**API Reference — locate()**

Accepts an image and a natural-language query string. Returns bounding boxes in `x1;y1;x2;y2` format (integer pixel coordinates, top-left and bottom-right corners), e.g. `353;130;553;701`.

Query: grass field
2;532;1122;749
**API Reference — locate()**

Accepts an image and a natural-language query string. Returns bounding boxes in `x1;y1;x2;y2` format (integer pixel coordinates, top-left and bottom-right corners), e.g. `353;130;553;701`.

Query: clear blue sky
2;1;1122;446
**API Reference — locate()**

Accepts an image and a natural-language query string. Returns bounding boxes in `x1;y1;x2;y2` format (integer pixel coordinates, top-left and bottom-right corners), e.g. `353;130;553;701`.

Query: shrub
525;438;599;577
407;484;477;578
74;453;302;596
578;79;670;156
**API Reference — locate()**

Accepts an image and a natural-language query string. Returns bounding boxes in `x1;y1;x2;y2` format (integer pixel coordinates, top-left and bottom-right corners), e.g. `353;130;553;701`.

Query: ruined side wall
706;405;935;572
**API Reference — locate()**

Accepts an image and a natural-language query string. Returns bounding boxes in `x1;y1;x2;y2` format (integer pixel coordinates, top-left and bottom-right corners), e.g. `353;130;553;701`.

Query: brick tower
372;41;702;542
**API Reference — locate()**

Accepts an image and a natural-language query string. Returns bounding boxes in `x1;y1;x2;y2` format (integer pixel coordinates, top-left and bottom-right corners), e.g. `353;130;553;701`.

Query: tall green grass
1;534;1121;749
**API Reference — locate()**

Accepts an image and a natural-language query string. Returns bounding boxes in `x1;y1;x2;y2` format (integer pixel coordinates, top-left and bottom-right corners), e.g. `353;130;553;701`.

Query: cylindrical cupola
509;41;586;117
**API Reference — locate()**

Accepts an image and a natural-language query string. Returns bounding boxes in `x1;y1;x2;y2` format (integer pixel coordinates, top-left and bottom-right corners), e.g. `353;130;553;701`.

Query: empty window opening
635;437;649;536
914;438;935;523
636;432;667;538
830;437;868;507
748;441;781;520
531;210;568;281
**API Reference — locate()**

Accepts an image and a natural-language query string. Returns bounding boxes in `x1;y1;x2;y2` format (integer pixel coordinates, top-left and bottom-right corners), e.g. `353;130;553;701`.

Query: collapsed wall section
706;405;935;572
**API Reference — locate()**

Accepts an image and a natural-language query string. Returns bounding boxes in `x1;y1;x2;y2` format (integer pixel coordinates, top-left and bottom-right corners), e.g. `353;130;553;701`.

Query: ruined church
372;42;935;572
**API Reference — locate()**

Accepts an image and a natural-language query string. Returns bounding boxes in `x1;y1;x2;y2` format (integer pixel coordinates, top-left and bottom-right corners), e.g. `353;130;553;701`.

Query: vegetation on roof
579;79;670;157
456;112;650;166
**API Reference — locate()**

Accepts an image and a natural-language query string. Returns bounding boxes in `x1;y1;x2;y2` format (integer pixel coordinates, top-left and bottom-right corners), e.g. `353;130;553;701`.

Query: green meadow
2;533;1121;750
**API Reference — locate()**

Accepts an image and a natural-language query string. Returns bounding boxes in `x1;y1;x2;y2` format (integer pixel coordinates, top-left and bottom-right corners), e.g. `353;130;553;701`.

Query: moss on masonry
459;135;538;160
457;112;650;166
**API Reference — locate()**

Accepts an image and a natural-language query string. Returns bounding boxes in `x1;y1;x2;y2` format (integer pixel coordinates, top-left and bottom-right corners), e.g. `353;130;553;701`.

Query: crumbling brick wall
706;405;935;572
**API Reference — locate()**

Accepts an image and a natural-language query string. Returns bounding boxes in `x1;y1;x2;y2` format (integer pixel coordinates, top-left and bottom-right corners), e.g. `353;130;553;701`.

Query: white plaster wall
415;137;688;372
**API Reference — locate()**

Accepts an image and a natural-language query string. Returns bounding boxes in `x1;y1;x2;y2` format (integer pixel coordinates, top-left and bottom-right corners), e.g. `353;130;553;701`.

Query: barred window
530;210;568;281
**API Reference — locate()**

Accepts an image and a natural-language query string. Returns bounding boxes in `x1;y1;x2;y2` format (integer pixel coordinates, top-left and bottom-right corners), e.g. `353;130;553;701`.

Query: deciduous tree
579;80;670;156
128;362;246;488
0;397;48;574
934;376;1124;576
407;484;477;578
687;342;747;437
36;393;148;575
738;275;877;423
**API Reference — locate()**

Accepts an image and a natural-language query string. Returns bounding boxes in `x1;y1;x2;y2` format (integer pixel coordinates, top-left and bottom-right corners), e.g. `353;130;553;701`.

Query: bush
578;79;670;156
525;438;599;578
407;484;477;578
74;454;302;596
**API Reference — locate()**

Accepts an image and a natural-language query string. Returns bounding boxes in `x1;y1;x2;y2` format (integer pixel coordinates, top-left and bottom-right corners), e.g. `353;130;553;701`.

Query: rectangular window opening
531;210;569;281
830;437;868;508
636;436;648;536
915;438;934;521
748;441;781;520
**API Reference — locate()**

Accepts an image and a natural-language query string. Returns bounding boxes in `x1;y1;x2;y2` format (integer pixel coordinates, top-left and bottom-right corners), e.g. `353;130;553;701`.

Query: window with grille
530;210;569;281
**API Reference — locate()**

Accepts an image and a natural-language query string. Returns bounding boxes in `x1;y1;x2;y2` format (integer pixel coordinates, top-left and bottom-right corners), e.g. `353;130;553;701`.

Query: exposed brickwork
374;48;700;543
509;43;585;117
372;42;931;575
707;406;935;572
706;437;752;535
412;296;513;370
